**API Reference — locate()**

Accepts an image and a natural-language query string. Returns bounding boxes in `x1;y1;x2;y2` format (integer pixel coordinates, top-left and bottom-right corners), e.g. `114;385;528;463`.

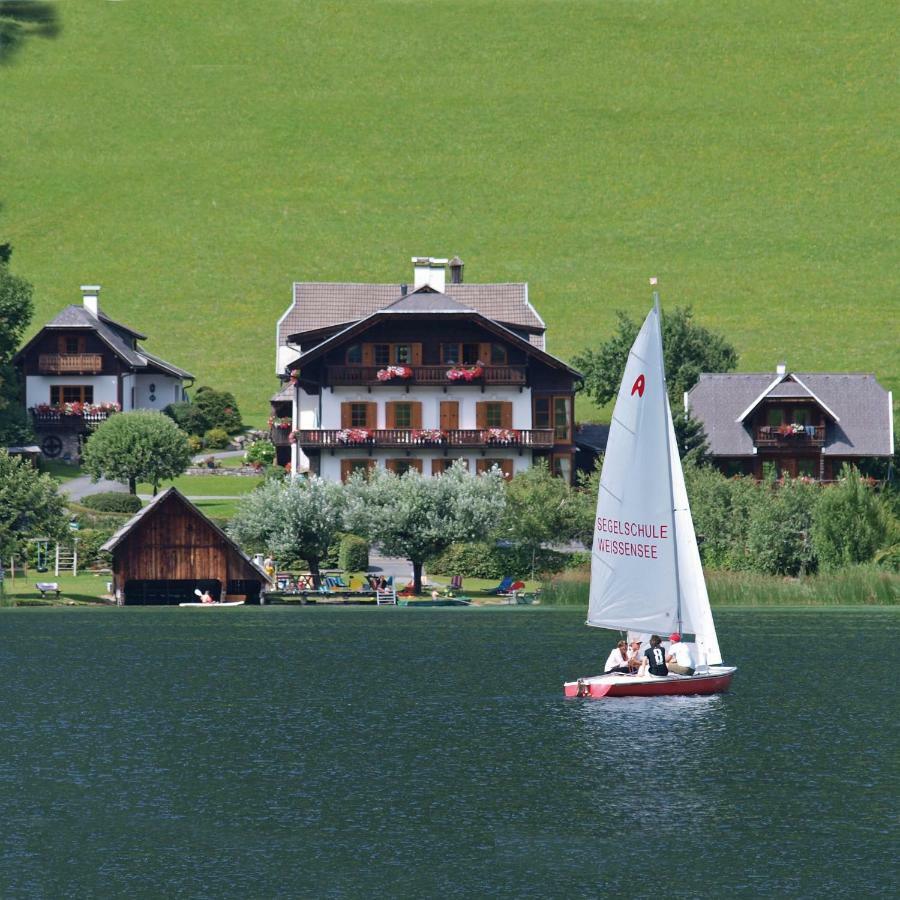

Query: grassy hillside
1;0;896;424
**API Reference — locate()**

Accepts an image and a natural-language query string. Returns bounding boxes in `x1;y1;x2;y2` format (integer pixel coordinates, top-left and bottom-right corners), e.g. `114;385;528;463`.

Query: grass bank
2;1;896;424
540;566;900;607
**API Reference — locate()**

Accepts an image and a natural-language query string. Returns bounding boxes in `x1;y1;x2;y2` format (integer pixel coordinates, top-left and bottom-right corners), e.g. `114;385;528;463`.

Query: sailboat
564;285;736;699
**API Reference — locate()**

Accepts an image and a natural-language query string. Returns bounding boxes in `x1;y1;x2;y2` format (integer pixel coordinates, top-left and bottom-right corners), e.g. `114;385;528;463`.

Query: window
441;342;482;365
387;459;423;476
490;343;507;365
350;403;369;427
394;344;411;364
476;459;513;479
345;344;362;364
50;385;93;405
534;396;572;442
794;408;810;425
373;344;390;366
58;335;85;354
797;458;816;478
485;403;503;427
341;459;374;482
767;408;784;427
441;343;460;365
394;403;412;428
432;458;468;475
551;453;572;483
723;460;745;477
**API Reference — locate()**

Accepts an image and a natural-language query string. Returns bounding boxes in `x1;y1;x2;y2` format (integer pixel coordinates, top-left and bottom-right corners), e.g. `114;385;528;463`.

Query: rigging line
610;414;637;436
599;482;622;502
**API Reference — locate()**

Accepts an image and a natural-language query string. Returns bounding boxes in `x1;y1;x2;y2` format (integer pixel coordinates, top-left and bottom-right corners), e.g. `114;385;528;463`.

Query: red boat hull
564;669;734;699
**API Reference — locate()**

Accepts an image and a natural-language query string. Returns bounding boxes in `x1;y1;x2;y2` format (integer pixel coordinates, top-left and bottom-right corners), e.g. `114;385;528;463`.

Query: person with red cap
666;632;695;675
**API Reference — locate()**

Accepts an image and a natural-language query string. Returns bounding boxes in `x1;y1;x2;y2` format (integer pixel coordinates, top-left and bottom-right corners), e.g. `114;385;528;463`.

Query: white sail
587;306;679;633
666;399;723;666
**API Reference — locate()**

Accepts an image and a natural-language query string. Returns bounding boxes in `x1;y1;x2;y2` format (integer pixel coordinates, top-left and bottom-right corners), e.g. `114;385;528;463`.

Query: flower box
376;366;413;382
337;428;373;445
446;366;483;382
482;427;519;444
411;428;447;444
268;416;292;430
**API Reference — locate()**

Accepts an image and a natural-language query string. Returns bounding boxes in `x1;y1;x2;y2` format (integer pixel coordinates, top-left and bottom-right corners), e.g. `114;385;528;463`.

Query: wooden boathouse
101;487;272;605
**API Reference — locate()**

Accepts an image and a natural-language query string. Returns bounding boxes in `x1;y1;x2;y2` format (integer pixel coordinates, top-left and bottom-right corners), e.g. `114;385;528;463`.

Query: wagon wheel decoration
41;435;63;458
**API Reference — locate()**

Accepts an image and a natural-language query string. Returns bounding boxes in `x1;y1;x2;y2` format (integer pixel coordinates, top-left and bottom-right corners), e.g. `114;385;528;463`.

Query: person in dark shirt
644;635;669;676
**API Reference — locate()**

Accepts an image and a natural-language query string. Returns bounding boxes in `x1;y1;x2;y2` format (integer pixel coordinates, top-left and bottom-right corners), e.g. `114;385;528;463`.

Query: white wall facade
318;451;532;483
26;375;119;408
132;374;184;411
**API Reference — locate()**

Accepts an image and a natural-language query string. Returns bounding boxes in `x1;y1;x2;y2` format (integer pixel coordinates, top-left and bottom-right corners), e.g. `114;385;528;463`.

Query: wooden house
13;285;193;460
686;365;894;481
101;488;272;605
273;256;583;482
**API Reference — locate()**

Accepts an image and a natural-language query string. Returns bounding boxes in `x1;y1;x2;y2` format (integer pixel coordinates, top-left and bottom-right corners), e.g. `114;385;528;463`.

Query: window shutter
476;459;490;474
476;402;487;429
499;460;514;480
362;344;374;366
340;460;353;482
341;403;352;428
409;459;423;473
440;401;459;431
432;459;445;475
500;402;513;429
385;459;397;474
385;402;396;429
366;402;377;429
411;343;422;366
410;402;422;429
479;343;491;365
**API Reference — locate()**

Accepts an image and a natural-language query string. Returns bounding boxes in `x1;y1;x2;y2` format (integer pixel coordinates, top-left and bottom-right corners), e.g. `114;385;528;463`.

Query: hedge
81;492;143;514
425;542;573;580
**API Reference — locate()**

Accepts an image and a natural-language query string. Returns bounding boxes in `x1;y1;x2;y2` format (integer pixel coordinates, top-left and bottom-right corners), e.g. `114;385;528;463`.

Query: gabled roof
735;373;839;424
278;281;545;347
101;487;273;583
688;372;893;457
281;297;582;379
15;304;193;379
380;286;474;314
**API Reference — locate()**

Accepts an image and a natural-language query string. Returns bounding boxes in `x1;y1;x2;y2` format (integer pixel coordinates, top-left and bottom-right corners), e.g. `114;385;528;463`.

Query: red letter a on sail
631;374;645;397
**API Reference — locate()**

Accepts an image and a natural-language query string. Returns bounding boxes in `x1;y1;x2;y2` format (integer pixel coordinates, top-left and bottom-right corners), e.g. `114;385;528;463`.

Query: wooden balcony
755;425;826;448
325;365;527;387
269;426;293;446
38;353;103;374
293;428;555;450
30;408;116;430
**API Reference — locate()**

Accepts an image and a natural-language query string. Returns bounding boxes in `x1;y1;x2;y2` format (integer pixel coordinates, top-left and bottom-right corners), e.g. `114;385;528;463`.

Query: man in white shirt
666;633;695;675
604;640;630;674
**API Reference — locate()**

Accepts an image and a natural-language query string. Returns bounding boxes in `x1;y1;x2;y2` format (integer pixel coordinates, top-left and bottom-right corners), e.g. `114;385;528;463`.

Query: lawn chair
485;576;514;595
450;575;463;591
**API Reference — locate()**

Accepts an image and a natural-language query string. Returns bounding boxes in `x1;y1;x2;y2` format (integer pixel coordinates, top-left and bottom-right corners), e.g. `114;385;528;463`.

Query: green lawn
39;460;83;482
0;1;895;426
137;475;263;497
0;571;112;606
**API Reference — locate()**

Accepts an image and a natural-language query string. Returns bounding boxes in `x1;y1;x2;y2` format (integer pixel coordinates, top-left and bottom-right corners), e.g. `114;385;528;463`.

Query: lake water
0;607;896;897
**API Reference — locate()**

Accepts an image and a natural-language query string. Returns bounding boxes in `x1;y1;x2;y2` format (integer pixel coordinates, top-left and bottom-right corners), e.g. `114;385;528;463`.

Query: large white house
14;285;193;459
272;257;582;482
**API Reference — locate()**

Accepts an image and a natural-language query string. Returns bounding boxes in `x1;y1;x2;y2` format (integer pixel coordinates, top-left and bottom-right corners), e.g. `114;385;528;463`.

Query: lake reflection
0;606;895;897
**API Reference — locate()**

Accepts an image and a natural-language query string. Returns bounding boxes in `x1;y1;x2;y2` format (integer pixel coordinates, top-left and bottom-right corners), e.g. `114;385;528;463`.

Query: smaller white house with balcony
13;285;193;459
272;256;582;482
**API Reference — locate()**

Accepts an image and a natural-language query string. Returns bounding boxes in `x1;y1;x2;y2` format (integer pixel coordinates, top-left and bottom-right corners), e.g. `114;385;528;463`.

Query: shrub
193;387;243;434
338;533;369;572
244;439;275;467
164;402;209;436
203;427;230;449
426;541;569;580
186;434;203;453
81;492;143;514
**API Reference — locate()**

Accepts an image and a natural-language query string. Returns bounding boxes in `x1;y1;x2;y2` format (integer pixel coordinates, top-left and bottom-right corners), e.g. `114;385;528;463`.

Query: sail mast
651;278;683;634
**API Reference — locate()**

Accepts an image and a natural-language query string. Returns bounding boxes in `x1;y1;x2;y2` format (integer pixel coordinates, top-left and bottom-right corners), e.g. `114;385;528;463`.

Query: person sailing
665;633;696;675
604;640;631;674
643;635;669;677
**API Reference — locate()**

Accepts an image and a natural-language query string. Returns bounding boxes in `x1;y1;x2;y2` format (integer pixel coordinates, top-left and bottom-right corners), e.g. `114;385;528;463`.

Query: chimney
81;285;101;318
411;256;448;293
776;362;787;376
449;256;464;284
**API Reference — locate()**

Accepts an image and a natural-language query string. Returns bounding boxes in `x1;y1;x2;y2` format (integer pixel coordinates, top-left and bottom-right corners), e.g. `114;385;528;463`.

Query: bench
35;582;61;600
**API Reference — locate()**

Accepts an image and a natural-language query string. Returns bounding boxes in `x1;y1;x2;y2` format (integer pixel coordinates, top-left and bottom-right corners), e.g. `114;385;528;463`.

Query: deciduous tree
0;255;34;443
344;462;506;594
228;476;345;584
82;411;192;494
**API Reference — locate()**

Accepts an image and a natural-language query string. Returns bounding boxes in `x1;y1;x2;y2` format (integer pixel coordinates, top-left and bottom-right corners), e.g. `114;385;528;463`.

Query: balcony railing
755;425;826;448
269;426;293;446
325;365;527;387
30;408;117;430
38;353;103;374
292;428;555;450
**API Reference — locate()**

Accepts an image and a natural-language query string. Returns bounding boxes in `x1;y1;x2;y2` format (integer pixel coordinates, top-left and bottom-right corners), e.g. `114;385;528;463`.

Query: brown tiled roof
279;282;543;345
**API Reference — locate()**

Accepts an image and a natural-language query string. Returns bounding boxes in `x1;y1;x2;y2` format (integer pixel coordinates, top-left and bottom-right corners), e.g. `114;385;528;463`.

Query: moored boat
564;283;736;699
178;601;245;608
